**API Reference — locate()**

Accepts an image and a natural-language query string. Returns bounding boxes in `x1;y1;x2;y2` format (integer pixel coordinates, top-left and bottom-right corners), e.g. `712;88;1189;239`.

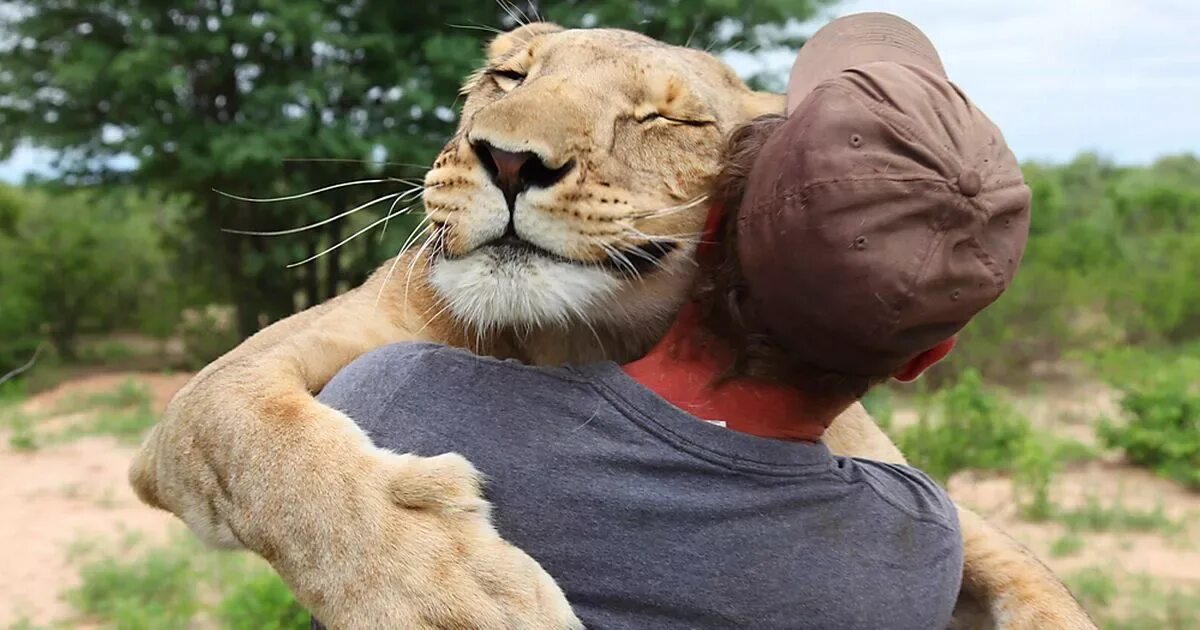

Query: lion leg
824;404;1095;629
129;261;581;628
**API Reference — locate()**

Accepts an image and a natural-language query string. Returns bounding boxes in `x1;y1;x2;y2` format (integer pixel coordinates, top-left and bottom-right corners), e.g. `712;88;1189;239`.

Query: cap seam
823;78;936;159
740;177;956;222
964;234;1006;289
887;226;951;338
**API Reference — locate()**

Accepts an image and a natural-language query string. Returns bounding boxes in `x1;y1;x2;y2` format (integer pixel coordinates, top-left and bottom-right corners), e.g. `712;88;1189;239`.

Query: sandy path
0;373;189;627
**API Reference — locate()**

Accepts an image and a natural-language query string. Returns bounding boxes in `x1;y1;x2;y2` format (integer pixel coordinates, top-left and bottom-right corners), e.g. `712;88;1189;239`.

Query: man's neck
620;305;840;443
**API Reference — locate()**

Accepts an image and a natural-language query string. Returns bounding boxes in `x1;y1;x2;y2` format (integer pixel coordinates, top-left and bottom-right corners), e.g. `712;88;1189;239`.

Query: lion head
420;23;781;358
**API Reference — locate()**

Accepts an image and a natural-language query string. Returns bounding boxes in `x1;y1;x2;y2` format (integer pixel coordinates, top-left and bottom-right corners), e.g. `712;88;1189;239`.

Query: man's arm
824;403;1094;629
129;253;581;629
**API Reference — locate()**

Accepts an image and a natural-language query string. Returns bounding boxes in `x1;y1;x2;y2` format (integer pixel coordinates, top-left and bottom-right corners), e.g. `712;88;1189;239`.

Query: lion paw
380;451;489;513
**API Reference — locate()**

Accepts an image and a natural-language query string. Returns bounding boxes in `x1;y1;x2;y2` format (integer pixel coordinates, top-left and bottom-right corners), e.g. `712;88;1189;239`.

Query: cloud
793;0;1200;164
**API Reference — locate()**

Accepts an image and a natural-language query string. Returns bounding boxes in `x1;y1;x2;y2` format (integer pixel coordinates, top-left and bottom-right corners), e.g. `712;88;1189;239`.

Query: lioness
130;23;1092;629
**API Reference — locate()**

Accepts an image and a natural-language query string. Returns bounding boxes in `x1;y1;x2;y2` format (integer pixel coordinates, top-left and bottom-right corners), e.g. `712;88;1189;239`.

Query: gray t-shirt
311;342;962;630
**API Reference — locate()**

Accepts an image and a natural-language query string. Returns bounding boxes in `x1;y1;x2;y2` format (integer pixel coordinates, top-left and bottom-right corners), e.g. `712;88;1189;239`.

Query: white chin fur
430;252;620;329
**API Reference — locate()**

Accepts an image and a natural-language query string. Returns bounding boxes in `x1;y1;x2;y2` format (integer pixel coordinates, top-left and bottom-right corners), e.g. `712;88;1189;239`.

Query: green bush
897;369;1033;483
217;567;310;630
0;186;193;363
927;153;1200;383
1098;355;1200;489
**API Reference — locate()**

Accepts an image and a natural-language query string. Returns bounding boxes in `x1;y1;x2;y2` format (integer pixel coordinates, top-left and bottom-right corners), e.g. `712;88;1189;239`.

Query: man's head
696;13;1031;406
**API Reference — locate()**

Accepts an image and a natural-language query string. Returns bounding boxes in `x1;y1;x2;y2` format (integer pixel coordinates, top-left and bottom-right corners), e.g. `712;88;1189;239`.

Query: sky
2;0;1198;182
729;0;1200;166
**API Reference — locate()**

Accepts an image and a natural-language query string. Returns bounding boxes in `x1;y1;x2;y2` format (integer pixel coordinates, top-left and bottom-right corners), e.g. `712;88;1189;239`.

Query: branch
0;343;44;387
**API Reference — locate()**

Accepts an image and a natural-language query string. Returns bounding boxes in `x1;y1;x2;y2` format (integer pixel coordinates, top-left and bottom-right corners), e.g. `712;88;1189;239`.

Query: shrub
1098;355;1200;489
217;568;309;630
897;369;1032;483
0;186;192;362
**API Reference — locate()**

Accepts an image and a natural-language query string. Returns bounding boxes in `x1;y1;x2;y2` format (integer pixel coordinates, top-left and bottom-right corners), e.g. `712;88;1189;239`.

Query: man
313;12;1028;629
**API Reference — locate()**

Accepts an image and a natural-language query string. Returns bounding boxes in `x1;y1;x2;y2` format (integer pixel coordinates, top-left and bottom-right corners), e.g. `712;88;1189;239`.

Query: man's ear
893;336;957;383
487;22;563;62
739;91;785;121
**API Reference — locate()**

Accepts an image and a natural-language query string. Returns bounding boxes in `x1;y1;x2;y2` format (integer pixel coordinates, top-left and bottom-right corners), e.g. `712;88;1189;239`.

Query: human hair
691;114;883;404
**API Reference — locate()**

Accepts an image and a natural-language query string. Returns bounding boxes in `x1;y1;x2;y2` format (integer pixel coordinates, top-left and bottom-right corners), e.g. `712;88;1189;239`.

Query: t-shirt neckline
573;361;836;475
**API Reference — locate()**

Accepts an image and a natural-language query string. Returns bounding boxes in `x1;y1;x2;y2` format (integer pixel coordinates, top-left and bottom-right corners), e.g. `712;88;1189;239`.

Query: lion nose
471;140;574;211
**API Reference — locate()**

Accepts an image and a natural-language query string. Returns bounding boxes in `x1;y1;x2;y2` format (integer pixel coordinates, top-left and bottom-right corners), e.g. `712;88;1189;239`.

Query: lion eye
489;68;525;92
636;111;714;127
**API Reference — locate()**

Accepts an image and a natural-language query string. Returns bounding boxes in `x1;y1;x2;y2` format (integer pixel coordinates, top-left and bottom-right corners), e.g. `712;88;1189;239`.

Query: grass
1056;497;1181;535
1066;568;1200;630
64;532;307;629
1050;531;1086;557
6;410;38;452
1067;567;1118;610
2;378;158;451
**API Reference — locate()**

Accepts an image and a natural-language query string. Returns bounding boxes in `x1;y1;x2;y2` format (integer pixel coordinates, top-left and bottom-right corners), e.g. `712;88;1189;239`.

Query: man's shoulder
341;341;466;373
836;458;960;534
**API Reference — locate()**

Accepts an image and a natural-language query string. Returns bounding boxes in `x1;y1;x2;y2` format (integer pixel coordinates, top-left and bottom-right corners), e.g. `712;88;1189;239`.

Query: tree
0;0;833;338
0;186;187;360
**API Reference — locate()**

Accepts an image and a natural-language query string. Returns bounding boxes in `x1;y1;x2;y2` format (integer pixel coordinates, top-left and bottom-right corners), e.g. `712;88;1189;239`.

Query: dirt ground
2;371;1197;627
0;373;188;627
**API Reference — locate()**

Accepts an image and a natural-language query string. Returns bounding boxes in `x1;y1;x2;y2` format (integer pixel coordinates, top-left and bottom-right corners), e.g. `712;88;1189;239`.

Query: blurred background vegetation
1;1;1197;629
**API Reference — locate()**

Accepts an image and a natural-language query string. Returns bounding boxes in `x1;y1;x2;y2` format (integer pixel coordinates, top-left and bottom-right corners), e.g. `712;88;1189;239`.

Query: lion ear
739;91;786;121
487;23;564;62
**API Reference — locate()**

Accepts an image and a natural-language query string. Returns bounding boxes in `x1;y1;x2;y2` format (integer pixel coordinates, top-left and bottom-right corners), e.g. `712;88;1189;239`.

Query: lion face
422;23;781;336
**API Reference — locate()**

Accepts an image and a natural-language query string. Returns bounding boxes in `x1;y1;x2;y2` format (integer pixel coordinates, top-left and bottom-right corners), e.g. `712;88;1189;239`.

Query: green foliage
65;533;305;630
67;538;201;629
6;412;38;452
6;378;158;448
1013;438;1057;521
860;386;894;433
1055;497;1180;534
930;153;1200;383
0;186;192;362
1109;576;1200;630
1066;571;1200;630
1068;568;1118;610
896;369;1033;483
1097;354;1200;489
216;568;309;630
1049;531;1084;557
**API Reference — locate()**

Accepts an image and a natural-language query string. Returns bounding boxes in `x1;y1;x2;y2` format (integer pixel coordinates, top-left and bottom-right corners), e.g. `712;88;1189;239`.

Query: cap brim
787;12;947;114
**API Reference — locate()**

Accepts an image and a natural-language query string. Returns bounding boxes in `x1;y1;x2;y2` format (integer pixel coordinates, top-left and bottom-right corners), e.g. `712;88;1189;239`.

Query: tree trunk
324;201;343;301
303;235;320;309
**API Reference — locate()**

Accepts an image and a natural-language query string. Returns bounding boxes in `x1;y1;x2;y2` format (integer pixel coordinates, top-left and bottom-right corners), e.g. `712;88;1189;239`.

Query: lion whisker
402;224;443;308
379;185;437;242
621;243;670;273
627;194;710;220
447;22;506;36
286;203;418;268
496;0;530;27
375;218;434;308
414;296;456;338
223;191;414;237
213;177;411;204
280;157;430;170
595;240;641;281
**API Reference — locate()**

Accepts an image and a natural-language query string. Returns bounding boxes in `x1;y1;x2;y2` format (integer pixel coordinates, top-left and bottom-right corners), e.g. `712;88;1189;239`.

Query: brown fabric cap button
737;15;1032;378
958;170;983;197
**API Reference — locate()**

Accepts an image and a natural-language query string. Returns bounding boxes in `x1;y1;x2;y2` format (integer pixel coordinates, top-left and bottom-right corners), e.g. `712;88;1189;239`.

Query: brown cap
737;12;1032;377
